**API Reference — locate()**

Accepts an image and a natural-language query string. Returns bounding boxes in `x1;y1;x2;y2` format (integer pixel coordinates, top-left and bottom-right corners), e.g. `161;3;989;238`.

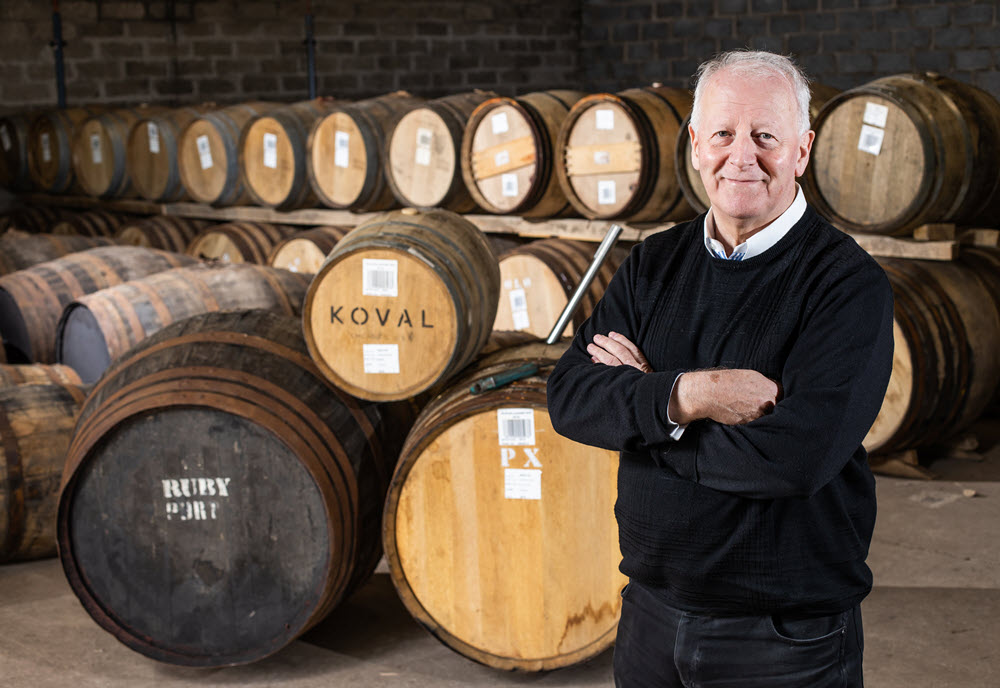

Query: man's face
690;68;814;235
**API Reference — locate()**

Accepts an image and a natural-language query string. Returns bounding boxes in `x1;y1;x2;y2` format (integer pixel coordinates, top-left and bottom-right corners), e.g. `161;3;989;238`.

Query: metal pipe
546;223;623;344
304;8;317;99
51;1;67;108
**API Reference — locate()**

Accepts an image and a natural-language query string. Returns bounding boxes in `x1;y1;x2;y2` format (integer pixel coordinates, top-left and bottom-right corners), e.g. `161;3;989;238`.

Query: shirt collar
702;184;807;261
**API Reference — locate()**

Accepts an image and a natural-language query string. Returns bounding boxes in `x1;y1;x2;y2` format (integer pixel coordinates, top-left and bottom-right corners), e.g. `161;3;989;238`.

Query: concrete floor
2;419;998;687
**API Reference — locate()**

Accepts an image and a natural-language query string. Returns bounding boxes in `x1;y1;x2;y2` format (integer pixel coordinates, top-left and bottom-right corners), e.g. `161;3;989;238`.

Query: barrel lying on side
115;216;210;253
58;309;416;666
50;209;130;238
72;106;169;198
186;221;297;264
0;231;114;275
127;106;215;202
2;205;66;234
28;107;100;193
0;113;37;191
0;363;82;387
267;225;350;274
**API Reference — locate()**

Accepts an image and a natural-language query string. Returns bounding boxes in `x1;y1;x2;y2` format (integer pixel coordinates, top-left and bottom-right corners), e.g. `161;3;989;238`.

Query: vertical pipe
51;0;67;108
305;3;317;99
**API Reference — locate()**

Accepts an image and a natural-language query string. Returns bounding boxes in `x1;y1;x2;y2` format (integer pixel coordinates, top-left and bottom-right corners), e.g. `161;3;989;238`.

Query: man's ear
689;123;700;171
795;129;815;177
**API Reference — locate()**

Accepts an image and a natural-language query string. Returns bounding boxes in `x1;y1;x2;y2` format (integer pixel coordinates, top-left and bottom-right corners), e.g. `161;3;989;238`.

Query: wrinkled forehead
699;68;799;129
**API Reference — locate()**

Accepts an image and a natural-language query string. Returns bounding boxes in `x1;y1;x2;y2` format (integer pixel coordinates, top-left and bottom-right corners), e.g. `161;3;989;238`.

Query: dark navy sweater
547;207;895;615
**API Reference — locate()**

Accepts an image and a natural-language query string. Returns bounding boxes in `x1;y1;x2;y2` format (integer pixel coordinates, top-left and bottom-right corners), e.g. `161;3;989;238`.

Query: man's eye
758;133;774;140
714;131;731;138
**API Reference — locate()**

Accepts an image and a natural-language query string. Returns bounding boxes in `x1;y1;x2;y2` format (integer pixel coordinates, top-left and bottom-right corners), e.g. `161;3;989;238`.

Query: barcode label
857;124;884;156
263;133;277;169
498;408;535;446
863;102;889;128
363;344;400;374
598;179;616;204
41;133;51;162
415;127;433;166
494;149;510;167
501;173;518;197
595;109;614;130
491;112;509;135
362;258;398;297
508;288;530;330
505;468;541;500
0;126;10;151
90;134;102;164
147;122;160;153
594;150;610;165
334;130;350;168
196;135;213;169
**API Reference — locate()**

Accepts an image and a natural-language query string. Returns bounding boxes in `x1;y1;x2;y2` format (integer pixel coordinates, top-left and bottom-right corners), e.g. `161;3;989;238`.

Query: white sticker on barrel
494;149;510;167
595;109;615;130
334;130;350;168
0;126;10;152
509;287;530;329
363;344;400;374
147;121;160;153
501;172;518;197
498;408;535;446
263;132;278;169
196;134;213;169
89;133;102;164
505;468;541;500
594;150;610;165
863;102;889;128
41;133;51;162
288;256;301;273
598;179;616;205
858;124;885;156
415;127;433;166
492;112;510;135
362;258;398;297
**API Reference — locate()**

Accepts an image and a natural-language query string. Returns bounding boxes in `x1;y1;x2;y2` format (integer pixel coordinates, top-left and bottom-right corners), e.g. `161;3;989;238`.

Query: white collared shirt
702;184;807;260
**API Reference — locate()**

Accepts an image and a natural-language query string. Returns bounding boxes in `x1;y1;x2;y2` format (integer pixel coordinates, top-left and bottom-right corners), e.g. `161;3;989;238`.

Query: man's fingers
587;342;622;366
593;333;641;367
608;331;652;371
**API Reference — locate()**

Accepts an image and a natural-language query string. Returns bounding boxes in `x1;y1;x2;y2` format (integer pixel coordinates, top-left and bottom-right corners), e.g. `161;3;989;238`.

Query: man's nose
727;133;757;167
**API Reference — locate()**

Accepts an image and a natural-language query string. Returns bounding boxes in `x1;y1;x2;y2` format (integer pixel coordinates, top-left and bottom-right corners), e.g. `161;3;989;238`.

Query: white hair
690;50;812;136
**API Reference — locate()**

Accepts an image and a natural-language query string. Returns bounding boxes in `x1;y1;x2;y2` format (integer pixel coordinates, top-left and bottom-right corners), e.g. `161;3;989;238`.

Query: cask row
267;225;350;274
127;105;214;202
0;230;114;275
50;209;129;238
28;107;100;193
0;113;36;191
2;206;66;235
0;363;82;387
186;221;297;264
72;106;170;198
115;216;211;253
58;310;415;666
383;340;625;671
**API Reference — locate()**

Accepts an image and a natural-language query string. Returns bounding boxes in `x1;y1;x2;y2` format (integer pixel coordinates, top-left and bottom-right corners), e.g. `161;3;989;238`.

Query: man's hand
670;369;782;426
587;332;652;373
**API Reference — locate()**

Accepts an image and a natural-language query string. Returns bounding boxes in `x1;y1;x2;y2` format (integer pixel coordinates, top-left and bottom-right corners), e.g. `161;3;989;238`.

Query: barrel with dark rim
127;105;215;202
303;208;499;401
308;92;425;212
186;221;297;264
1;205;65;234
461;90;587;217
0;230;115;275
57;309;415;666
72;106;170;198
383;339;625;671
0;363;82;387
50;209;129;238
0;113;37;191
115;216;210;253
267;225;350;274
28;107;101;193
57;263;311;383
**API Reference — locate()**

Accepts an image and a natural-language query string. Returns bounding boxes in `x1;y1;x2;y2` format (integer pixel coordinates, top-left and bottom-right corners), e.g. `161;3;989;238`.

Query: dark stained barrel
49;209;130;238
2;205;66;234
114;216;211;253
0;231;114;275
28;107;101;193
0;113;37;191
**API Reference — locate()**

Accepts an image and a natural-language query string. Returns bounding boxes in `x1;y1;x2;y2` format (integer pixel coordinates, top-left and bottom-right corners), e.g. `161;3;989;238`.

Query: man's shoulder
800;206;891;291
636;214;704;256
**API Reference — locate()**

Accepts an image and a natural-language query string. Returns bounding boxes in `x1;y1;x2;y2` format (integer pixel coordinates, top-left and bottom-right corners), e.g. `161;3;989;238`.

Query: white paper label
498;408;535;446
362;258;398;297
863;102;889;128
334;130;350;168
505;468;541;500
147;122;160;153
598;179;616;205
363;344;400;374
858;124;885;156
89;134;102;164
491;112;509;135
595;109;614;130
594;150;610;165
263;132;277;169
41;133;51;162
494;149;510;167
0;126;10;152
509;288;530;330
162;476;232;521
196;134;213;169
501;173;518;197
415;127;433;166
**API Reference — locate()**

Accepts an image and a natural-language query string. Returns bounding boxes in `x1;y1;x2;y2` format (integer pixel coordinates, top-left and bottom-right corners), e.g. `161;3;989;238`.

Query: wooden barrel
806;73;1000;234
178;101;281;206
864;257;1000;454
127;105;214;202
50;209;129;238
2;205;66;234
383;340;624;671
267;225;350;274
462;91;587;217
186;221;297;264
303;208;499;401
72;106;169;198
556;86;694;222
28;107;100;193
385;91;495;212
308;91;425;211
57;262;311;383
0;363;82;387
0;230;115;275
0;246;197;364
494;238;628;339
1;382;88;563
57;309;415;666
115;216;210;253
240;99;338;209
0;113;36;191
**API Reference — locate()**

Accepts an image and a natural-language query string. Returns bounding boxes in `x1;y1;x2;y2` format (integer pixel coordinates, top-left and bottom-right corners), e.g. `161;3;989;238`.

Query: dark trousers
614;581;864;687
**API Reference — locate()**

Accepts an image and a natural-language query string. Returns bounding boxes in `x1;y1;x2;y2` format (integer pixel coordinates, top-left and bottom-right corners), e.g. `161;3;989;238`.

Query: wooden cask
2;205;66;234
864;258;1000;455
462;91;587;217
385;91;495;212
0;230;114;275
240;99;338;209
0;246;197;364
267;225;350;274
806;73;1000;234
28;107;100;193
494;238;628;339
308;92;425;211
57;262;311;383
50;209;129;238
186;221;297;264
127;105;214;202
179;102;281;206
115;216;210;253
1;382;88;562
303;208;499;401
0;363;82;387
0;113;36;191
72;106;169;198
383;340;625;671
57;309;415;666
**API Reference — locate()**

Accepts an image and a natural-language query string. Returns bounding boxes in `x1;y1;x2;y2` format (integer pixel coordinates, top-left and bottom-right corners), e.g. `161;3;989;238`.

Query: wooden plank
21;192;163;216
958;228;1000;247
847;233;958;261
912;223;956;241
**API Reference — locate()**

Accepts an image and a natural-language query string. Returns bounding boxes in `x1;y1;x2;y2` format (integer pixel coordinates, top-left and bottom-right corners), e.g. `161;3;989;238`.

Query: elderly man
547;51;894;687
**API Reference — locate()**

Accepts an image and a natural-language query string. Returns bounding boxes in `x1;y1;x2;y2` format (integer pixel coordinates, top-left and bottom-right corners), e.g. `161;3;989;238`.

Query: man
547;51;894;687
